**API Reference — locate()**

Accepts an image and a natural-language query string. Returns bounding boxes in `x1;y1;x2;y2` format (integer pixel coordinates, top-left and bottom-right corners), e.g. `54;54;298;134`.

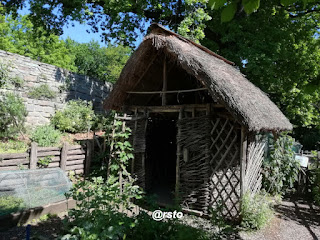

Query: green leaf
242;0;260;14
221;2;237;22
208;0;227;10
280;0;297;6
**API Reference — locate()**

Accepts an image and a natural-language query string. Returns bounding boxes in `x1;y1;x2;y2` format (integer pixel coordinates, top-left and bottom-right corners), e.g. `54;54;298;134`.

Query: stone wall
0;50;112;127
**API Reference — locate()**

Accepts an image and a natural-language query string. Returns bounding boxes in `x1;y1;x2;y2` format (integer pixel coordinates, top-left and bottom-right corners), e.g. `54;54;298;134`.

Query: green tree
202;0;320;129
1;0;319;44
65;39;131;83
0;14;77;71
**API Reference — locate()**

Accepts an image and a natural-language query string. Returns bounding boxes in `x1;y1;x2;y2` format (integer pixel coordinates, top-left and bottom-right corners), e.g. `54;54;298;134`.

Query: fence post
60;142;69;171
30;142;38;169
85;140;92;176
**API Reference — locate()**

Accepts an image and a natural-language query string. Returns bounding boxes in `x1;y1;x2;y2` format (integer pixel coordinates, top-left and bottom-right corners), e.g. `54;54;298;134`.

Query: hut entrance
145;113;178;205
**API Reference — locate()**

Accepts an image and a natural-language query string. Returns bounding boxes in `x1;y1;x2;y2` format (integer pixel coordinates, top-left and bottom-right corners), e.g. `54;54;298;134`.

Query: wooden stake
60;142;69;171
30;142;38;169
85;140;92;176
162;56;167;106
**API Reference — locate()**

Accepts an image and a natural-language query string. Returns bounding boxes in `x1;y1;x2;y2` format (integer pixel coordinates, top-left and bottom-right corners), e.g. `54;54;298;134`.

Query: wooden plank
48;162;60;168
67;155;86;160
0;165;29;171
37;151;61;157
37;147;60;152
66;164;84;171
240;126;247;199
68;145;83;150
30;142;38;169
68;149;85;155
60;142;69;171
66;159;85;166
0;152;28;159
67;169;84;175
0;158;29;166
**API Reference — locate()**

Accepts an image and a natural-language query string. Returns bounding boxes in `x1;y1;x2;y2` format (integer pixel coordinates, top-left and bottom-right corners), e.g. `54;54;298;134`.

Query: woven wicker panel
245;136;266;195
125;114;147;189
209;116;241;219
177;115;212;212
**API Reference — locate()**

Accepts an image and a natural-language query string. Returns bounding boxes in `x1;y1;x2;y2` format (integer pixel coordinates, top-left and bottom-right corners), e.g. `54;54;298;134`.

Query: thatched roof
104;23;292;132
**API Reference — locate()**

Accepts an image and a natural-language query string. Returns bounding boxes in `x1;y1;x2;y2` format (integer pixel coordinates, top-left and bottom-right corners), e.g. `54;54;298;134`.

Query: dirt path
240;199;320;240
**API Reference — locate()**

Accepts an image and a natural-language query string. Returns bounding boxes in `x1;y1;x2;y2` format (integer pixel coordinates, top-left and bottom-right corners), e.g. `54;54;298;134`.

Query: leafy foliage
0;93;27;138
37;156;53;168
0;14;77;71
31;125;62;147
28;84;57;100
240;193;274;230
262;135;300;195
310;169;320;205
65;39;131;83
51;100;94;133
203;0;320;129
0;139;28;153
0;195;25;216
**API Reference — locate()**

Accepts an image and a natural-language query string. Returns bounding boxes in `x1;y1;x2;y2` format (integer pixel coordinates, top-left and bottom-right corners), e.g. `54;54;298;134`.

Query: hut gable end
104;23;292;132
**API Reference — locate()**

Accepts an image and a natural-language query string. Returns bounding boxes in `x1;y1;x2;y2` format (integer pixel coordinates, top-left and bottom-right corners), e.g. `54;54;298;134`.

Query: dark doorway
145;113;177;205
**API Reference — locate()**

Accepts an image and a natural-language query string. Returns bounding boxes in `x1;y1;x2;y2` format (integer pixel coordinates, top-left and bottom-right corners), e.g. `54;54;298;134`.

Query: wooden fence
0;141;92;175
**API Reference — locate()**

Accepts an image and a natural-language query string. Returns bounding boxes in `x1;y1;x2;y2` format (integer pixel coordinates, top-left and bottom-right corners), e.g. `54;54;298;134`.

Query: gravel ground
240;199;320;240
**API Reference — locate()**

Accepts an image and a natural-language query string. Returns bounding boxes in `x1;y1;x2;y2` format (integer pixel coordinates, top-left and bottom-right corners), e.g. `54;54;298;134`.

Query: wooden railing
0;141;92;175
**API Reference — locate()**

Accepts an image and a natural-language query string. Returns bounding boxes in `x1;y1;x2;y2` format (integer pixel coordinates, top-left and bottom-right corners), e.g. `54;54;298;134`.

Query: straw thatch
104;23;292;132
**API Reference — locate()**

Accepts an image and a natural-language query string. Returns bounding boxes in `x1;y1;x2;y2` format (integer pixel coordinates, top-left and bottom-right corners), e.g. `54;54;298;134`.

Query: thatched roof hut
104;23;292;219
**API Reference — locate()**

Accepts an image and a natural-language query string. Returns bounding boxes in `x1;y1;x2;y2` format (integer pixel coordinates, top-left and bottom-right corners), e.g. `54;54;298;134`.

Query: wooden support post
240;126;247;200
175;108;183;201
162;56;167;106
60;142;69;171
30;142;38;169
132;108;138;174
85;140;92;176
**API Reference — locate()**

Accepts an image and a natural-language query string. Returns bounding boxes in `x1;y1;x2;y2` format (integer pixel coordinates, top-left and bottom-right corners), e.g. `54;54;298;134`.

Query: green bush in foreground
0;196;25;216
240;193;274;230
31;125;62;147
51;100;94;133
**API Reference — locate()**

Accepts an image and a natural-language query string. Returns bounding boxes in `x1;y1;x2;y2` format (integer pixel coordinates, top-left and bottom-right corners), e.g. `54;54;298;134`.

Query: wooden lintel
127;87;207;95
127;104;224;113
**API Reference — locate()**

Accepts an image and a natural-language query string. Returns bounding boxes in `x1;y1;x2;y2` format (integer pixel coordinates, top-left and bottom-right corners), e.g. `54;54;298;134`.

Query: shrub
51;100;94;133
0;140;28;153
28;84;57;99
0;196;25;216
240;193;274;230
262;134;300;195
0;93;27;138
31;125;62;147
310;169;320;205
